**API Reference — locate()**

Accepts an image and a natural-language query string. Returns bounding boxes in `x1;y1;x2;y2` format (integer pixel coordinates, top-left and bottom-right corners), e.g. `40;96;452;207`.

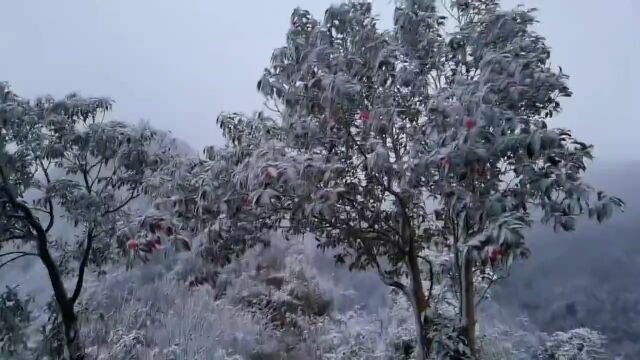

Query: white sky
2;0;639;160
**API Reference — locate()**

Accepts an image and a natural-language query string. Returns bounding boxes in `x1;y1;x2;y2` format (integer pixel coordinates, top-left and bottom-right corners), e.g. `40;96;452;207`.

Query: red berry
145;237;161;251
463;117;476;130
263;167;276;179
488;247;499;262
126;240;138;250
359;111;370;121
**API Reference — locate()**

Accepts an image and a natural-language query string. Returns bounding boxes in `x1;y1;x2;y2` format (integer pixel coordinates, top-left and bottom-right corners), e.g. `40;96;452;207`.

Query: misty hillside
495;161;640;358
2;1;638;359
3;160;634;358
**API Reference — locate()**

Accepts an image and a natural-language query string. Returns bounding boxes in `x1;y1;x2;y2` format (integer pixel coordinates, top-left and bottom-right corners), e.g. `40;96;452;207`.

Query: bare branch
103;189;140;215
373;257;409;296
1;235;31;242
89;159;105;189
0;251;38;258
97;165;119;196
475;273;505;308
0;253;37;269
263;99;284;117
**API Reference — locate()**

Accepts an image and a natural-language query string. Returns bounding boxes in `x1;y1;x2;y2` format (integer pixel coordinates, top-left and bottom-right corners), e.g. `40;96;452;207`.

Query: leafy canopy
230;0;623;283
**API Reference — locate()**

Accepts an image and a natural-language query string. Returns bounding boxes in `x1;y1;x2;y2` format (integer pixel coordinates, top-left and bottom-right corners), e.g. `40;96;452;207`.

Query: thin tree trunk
378;271;430;360
33;221;85;359
407;240;431;359
409;295;429;360
38;233;85;360
461;249;476;356
62;316;85;360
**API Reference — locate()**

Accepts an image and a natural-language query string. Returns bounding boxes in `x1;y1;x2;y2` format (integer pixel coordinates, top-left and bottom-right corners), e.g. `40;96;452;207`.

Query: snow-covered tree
405;1;624;354
123;111;283;278
227;1;624;358
0;82;160;359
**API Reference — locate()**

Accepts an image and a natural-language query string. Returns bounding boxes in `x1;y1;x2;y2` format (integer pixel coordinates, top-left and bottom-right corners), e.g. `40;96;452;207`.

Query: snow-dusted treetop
221;1;624;357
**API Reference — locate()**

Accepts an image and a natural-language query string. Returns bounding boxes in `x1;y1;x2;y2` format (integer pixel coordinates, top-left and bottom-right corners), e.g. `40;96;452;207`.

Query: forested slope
495;161;640;358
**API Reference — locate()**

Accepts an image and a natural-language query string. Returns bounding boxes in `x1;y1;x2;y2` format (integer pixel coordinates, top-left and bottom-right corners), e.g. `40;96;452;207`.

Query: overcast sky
2;0;638;161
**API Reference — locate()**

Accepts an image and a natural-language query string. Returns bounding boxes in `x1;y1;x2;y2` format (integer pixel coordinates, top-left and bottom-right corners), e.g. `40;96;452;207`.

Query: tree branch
97;165;119;196
103;189;140;215
70;228;94;304
1;234;32;242
81;166;92;194
475;273;505;308
0;251;38;258
345;129;411;228
37;159;55;232
373;257;409;297
0;253;36;269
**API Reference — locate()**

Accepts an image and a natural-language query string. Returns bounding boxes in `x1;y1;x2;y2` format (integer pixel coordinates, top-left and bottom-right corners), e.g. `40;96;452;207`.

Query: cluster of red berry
126;237;162;252
325;109;368;129
126;219;174;254
463;117;476;130
481;246;507;267
241;195;251;209
262;166;277;180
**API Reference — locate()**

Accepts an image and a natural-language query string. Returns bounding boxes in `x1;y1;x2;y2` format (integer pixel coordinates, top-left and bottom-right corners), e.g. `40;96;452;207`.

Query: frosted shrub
537;328;608;359
0;286;32;357
98;329;146;360
78;263;284;359
476;315;542;360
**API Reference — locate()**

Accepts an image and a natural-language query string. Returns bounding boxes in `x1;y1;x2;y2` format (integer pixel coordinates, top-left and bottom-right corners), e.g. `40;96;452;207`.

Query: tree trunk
62;312;85;360
2;172;86;359
409;295;429;360
35;230;85;359
461;249;476;356
407;242;431;360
